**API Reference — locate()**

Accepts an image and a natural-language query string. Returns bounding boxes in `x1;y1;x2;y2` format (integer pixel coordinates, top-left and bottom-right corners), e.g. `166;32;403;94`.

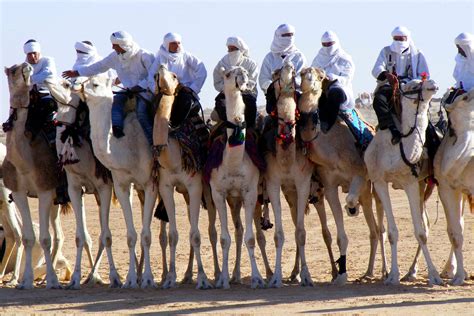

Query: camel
365;78;443;285
71;75;158;289
297;67;382;285
152;65;212;289
434;89;474;285
44;78;120;289
263;61;314;288
3;63;72;289
206;66;265;289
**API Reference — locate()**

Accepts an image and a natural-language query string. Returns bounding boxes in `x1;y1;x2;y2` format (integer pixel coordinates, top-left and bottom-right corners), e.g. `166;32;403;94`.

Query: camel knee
245;236;256;249
22;235;35;248
101;231;112;248
220;235;231;250
75;236;85;248
296;228;306;246
388;228;398;244
448;230;463;249
256;230;266;247
141;231;151;248
40;236;52;250
127;232;137;248
274;230;285;248
168;230;178;248
337;233;348;250
190;231;201;248
208;226;218;245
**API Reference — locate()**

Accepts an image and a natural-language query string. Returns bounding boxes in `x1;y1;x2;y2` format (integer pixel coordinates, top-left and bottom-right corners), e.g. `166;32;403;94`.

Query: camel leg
254;203;273;280
296;179;313;287
440;248;456;279
188;182;212;289
139;184;157;289
286;192;300;282
182;196;194;284
358;183;379;281
0;198;23;286
373;181;399;285
314;199;338;281
12;192;35;289
83;190;107;286
159;219;168;283
243;185;265;289
161;181;178;289
212;188;231;289
373;189;388;278
38;191;62;289
325;186;348;286
65;183;88;290
49;204;73;283
203;185;220;281
267;181;284;288
114;183;138;289
402;182;428;282
229;198;243;284
438;183;465;285
404;181;442;285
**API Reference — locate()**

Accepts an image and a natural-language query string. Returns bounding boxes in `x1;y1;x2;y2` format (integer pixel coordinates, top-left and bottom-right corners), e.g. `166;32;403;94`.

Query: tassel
60;136;80;167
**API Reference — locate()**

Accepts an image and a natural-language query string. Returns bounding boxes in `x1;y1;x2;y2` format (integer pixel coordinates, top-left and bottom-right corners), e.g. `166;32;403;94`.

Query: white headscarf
158;32;183;63
23;40;41;54
390;26;420;78
221;36;250;69
454;32;474;83
312;31;344;69
73;41;99;69
270;24;296;55
110;31;139;65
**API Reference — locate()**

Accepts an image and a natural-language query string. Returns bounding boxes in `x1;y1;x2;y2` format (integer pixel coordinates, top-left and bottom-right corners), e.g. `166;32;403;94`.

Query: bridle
224;70;248;147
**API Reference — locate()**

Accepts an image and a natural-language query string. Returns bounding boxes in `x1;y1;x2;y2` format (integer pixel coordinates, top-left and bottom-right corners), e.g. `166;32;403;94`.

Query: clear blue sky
1;0;473;121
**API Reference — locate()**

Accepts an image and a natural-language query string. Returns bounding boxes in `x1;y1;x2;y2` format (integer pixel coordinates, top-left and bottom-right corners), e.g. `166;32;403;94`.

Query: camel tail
469;194;474;214
60;202;73;215
423;177;437;202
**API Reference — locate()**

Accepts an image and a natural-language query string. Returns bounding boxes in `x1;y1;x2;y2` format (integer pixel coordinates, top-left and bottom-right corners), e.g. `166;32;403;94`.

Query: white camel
365;78;443;285
152;65;212;289
298;67;382;285
207;66;265;289
3;63;72;289
434;89;474;285
71;75;158;288
45;79;120;289
263;62;314;288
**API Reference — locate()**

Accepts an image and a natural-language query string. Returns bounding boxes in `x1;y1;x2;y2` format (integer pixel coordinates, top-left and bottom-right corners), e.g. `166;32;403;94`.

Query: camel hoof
215;273;230;289
268;274;283;288
122;278;138;289
345;204;359;217
162;274;177;289
5;279;18;287
356;273;374;283
230;274;242;284
383;271;400;285
333;273;347;286
84;273;104;287
428;273;444;286
450;273;465;286
300;267;314;287
401;271;417;282
46;282;63;290
16;281;34;290
65;279;81;290
181;274;193;285
289;269;299;283
140;278;157;289
440;268;455;279
251;276;266;289
196;274;213;290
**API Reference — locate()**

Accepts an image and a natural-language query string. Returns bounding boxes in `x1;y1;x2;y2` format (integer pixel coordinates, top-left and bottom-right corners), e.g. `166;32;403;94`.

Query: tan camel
152;65;212;289
365;78;443;285
263;61;314;288
71;75;157;289
206;66;265;288
3;63;72;289
434;90;474;285
45;79;121;289
298;67;382;285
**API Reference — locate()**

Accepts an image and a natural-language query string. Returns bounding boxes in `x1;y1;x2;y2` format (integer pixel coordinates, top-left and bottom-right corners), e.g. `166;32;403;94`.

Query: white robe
258;50;306;93
213;56;258;97
30;56;57;93
147;51;207;97
453;54;474;91
372;46;429;80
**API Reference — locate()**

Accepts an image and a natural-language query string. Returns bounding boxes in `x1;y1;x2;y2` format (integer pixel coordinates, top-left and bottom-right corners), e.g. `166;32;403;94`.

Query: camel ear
4;67;9;76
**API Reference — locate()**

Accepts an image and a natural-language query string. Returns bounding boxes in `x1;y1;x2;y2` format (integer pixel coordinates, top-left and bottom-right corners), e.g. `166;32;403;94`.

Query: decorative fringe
203;135;226;183
58;136;80;170
154;199;169;222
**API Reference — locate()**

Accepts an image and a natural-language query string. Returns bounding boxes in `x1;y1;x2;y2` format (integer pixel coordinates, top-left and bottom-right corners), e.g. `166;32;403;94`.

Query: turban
391;26;411;38
74;41;97;55
226;36;249;57
321;30;339;43
24;41;41;54
270;23;296;54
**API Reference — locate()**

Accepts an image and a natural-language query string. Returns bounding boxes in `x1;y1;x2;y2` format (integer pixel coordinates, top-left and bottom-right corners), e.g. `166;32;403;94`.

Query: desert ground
0;187;473;314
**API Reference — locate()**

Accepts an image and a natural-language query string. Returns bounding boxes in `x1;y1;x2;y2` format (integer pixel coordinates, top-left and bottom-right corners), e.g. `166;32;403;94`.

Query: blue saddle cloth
339;108;374;150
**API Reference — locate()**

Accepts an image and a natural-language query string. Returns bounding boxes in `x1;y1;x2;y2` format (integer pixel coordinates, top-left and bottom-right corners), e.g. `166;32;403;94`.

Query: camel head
445;89;474;132
46;78;82;125
300;67;325;95
222;66;249;92
155;65;179;96
400;79;438;113
71;75;113;104
4;63;33;93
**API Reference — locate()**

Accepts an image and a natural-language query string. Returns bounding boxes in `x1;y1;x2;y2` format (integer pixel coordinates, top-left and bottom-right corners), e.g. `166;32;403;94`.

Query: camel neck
224;90;245;124
299;92;319;113
400;100;429;163
153;95;174;146
9;89;29;109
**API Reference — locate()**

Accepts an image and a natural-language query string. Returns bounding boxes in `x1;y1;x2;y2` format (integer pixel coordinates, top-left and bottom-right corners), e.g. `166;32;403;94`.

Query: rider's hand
62;70;79;79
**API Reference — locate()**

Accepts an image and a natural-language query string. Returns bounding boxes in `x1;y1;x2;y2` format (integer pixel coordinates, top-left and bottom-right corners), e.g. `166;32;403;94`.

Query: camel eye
93;83;99;88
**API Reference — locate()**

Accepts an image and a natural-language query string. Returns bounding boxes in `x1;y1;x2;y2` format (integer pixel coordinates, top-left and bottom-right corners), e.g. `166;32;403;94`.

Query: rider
62;31;155;144
371;26;429;145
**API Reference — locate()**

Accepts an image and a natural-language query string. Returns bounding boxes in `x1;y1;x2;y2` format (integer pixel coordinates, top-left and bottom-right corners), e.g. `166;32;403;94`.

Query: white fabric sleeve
371;49;387;79
259;54;273;93
415;51;429;79
77;52;115;77
332;57;354;87
138;51;155;89
31;57;56;85
147;57;160;93
246;60;259;96
213;60;224;92
187;55;207;94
